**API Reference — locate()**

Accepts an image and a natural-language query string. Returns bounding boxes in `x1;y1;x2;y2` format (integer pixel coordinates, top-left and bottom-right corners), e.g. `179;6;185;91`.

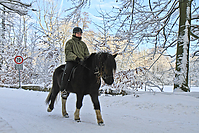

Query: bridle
78;53;114;81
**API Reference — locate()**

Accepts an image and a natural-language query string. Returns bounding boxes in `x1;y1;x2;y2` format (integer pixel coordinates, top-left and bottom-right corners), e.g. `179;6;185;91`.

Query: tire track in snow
0;117;16;133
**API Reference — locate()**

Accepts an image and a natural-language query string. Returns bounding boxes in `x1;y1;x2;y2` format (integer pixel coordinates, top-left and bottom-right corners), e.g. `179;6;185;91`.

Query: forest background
0;0;199;92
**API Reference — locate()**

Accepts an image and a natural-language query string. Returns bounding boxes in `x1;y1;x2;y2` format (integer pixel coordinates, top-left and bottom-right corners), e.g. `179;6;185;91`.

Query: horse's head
97;52;117;85
83;52;117;85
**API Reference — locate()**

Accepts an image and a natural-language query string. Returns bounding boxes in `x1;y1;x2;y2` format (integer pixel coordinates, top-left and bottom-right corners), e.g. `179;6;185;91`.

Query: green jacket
65;36;90;62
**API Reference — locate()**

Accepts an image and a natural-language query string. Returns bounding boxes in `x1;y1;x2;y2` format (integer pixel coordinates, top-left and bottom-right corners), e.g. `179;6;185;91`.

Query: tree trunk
174;0;192;92
0;8;6;70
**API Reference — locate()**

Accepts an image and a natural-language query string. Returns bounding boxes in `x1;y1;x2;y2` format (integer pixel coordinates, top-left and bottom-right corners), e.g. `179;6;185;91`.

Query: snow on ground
0;87;199;133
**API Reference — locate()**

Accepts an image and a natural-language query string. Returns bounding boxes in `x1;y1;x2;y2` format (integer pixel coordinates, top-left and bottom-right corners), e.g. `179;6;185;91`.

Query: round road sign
14;56;23;64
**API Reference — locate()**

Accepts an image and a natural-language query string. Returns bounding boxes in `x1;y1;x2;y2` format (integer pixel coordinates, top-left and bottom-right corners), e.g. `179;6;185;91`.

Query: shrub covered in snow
100;67;166;95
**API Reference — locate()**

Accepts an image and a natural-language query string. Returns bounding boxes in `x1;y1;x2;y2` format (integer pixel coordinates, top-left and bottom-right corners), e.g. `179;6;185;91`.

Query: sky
24;0;199;34
24;0;198;56
26;0;117;31
60;0;119;27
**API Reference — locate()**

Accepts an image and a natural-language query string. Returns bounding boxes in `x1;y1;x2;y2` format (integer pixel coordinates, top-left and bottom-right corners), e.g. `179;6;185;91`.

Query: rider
60;27;90;99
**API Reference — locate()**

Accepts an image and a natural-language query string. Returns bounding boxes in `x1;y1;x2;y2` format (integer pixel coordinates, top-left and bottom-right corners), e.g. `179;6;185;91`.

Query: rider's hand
75;57;81;63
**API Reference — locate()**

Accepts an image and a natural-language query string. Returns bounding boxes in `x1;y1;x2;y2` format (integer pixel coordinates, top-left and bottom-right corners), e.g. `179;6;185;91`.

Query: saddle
61;65;77;81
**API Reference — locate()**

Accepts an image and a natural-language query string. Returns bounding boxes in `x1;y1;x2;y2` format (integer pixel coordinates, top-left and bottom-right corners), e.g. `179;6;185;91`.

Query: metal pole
19;70;21;88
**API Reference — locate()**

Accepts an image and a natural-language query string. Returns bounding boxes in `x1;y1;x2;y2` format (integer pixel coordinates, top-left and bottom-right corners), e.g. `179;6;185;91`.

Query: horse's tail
45;88;52;104
46;65;62;105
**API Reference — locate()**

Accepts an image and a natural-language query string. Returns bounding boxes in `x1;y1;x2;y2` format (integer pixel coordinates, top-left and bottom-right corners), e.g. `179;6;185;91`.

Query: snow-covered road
0;87;199;133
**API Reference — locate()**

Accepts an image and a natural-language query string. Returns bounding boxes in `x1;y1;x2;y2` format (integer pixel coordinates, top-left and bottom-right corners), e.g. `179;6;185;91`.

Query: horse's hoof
75;119;81;122
98;122;105;126
63;114;69;118
47;107;52;112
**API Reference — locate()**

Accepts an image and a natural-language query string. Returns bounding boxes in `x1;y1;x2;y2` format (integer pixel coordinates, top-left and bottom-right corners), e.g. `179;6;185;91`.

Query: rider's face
75;32;82;37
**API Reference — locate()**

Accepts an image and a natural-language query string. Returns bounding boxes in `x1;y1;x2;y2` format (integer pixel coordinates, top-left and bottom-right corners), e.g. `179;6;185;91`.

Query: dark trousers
60;61;77;91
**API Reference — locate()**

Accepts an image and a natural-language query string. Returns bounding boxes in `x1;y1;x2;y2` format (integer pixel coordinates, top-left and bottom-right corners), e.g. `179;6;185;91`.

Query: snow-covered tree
174;0;192;92
0;0;32;72
0;13;35;86
94;0;199;92
31;0;94;88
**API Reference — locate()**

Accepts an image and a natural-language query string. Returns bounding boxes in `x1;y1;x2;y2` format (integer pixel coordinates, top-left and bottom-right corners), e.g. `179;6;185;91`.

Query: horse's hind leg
62;92;70;118
47;85;60;112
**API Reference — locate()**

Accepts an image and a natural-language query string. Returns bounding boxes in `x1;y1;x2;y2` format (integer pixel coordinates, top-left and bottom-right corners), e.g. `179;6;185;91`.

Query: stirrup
61;90;68;99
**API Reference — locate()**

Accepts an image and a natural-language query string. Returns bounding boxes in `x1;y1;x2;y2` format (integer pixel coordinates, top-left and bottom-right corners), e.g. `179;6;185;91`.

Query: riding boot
60;64;69;99
60;62;76;99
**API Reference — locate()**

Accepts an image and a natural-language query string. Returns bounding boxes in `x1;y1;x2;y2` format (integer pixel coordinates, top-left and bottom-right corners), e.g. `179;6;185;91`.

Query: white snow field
0;87;199;133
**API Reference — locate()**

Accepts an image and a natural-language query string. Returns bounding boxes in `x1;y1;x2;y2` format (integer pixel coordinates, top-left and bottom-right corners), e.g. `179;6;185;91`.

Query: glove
75;57;81;63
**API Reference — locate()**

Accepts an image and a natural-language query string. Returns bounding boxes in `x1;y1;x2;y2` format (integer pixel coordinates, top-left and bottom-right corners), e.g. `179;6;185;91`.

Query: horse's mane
98;52;116;71
83;52;116;71
82;53;96;67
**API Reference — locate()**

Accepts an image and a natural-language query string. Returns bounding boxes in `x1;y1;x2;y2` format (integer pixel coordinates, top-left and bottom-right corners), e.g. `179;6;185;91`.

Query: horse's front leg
74;94;84;122
90;93;104;126
95;110;104;126
62;92;70;118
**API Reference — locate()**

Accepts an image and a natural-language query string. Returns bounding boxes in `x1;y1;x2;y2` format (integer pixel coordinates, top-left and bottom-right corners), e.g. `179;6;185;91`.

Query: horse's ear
113;53;118;58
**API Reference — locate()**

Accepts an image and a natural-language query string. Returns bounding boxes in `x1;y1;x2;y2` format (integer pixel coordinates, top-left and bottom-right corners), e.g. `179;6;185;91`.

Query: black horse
46;52;117;126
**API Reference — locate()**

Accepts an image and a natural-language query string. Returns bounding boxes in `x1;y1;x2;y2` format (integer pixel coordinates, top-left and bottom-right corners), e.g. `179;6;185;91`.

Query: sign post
14;56;23;88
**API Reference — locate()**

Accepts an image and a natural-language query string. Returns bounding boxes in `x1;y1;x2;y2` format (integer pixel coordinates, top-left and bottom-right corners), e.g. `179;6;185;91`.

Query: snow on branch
64;0;90;21
0;0;32;15
192;50;199;57
192;14;199;20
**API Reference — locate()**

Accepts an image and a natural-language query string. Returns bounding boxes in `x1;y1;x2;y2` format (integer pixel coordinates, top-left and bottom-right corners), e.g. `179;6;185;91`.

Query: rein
79;63;113;80
78;62;101;77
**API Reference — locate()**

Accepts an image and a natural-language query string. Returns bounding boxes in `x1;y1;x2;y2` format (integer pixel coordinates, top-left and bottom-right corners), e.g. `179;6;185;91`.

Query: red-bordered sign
14;56;23;64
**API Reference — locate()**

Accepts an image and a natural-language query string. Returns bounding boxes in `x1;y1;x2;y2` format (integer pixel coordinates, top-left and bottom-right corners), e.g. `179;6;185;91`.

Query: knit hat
73;27;83;33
